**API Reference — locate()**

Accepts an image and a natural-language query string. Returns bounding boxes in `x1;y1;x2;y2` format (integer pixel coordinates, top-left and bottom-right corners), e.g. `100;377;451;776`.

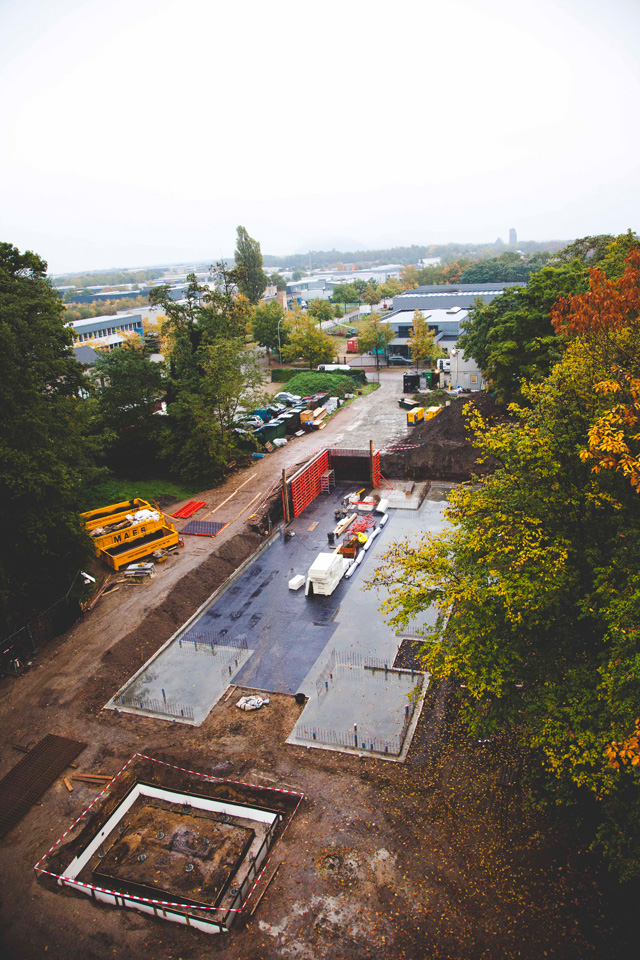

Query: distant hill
262;240;568;271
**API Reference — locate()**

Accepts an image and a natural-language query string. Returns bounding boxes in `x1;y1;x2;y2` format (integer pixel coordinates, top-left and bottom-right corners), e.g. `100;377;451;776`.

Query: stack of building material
305;552;349;597
334;512;356;536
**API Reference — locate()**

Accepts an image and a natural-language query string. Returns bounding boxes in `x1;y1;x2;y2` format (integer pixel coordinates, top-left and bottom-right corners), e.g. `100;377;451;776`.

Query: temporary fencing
117;695;195;721
1;572;83;673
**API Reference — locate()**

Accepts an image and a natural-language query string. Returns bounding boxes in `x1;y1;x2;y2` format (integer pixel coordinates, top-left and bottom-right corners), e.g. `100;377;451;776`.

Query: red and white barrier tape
34;752;304;916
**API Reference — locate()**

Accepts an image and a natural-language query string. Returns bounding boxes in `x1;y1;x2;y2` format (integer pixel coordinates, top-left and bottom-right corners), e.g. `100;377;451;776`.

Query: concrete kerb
103;524;285;722
284;673;431;763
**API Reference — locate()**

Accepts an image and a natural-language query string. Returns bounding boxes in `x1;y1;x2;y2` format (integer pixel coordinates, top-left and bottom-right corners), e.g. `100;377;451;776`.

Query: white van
317;364;351;372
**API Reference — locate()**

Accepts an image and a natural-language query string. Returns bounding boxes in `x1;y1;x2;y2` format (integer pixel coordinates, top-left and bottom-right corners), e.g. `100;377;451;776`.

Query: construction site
0;373;623;960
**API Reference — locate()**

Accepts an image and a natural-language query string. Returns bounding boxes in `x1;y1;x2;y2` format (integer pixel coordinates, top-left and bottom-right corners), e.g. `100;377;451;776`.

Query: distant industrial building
66;313;144;351
384;282;524;390
287;265;403;303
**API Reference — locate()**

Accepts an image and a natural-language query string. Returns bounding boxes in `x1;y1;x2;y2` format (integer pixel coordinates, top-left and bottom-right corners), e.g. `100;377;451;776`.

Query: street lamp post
277;315;283;364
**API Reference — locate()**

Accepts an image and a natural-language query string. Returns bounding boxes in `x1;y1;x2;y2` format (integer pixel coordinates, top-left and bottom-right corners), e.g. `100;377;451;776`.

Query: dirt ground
381;392;502;481
0;379;630;960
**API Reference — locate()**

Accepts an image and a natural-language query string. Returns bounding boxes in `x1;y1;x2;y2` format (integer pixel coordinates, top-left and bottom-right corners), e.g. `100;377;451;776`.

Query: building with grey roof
66;313;143;351
383;282;526;391
391;281;522;313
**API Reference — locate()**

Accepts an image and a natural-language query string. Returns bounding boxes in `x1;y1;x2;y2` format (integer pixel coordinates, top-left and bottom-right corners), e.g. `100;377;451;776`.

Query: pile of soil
381;392;503;481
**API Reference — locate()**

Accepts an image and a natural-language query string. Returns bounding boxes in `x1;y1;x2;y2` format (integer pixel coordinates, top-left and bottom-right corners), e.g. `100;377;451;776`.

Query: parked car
274;391;302;405
387;355;413;365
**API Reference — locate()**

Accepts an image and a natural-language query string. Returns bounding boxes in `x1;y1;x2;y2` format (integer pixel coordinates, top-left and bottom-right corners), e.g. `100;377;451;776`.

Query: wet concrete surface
113;482;449;731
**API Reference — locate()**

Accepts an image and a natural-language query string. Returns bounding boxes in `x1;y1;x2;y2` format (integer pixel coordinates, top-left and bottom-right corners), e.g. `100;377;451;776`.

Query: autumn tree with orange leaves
552;247;640;491
372;241;640;880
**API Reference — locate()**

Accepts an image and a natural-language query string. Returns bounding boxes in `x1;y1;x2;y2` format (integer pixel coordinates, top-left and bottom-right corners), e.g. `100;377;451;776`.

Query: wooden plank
201;473;256;520
307;521;319;532
73;773;113;781
249;861;282;917
334;512;356;536
228;491;262;527
63;778;73;792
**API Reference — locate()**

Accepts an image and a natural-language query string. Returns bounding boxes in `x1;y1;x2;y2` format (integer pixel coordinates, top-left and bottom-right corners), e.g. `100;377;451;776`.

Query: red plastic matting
171;500;206;519
180;520;227;537
372;450;381;488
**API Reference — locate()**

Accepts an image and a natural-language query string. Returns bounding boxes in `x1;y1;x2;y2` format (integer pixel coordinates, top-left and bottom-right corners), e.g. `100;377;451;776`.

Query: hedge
270;368;299;383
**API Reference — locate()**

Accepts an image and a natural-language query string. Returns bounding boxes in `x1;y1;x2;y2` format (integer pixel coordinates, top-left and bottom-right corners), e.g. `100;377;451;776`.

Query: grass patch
359;382;379;396
81;475;200;511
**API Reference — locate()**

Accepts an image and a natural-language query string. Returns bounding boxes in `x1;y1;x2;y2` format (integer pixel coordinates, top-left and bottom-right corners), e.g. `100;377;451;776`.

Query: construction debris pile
303;494;388;597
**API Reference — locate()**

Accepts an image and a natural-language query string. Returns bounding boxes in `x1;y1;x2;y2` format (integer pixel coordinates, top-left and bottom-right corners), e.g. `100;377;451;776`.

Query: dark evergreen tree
0;244;98;633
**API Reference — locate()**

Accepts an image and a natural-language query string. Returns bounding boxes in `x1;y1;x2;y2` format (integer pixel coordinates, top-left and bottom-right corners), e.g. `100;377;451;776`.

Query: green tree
282;314;335;369
252;301;286;363
358;312;395;372
332;283;360;307
459;252;536;284
307;298;336;324
378;277;403;299
0;244;100;633
557;234;617;266
409;309;445;373
400;265;419;289
370;260;640;879
149;267;257;482
201;340;265;433
361;284;380;310
268;272;287;291
234;225;268;303
457;263;589;401
93;341;165;476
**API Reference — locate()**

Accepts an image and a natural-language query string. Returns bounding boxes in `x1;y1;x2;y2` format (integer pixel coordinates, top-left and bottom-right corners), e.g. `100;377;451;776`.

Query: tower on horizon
509;227;517;245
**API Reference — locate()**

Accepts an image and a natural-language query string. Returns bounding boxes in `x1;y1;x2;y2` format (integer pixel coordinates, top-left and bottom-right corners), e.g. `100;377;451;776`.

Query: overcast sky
1;0;639;274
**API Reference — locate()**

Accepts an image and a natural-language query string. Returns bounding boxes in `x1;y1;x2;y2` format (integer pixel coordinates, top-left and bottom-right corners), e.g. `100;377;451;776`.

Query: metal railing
118;695;194;721
294;723;403;756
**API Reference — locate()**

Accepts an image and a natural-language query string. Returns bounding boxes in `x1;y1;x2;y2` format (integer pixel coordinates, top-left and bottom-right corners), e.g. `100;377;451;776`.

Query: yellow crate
99;524;180;571
90;514;166;557
407;406;425;425
81;499;153;531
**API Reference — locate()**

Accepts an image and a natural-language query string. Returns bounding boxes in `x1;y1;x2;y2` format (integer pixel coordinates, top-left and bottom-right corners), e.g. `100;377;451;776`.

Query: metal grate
180;520;227;537
0;734;86;838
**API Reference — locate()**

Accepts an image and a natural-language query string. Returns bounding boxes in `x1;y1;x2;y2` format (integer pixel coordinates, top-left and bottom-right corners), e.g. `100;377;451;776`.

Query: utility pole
282;469;291;524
